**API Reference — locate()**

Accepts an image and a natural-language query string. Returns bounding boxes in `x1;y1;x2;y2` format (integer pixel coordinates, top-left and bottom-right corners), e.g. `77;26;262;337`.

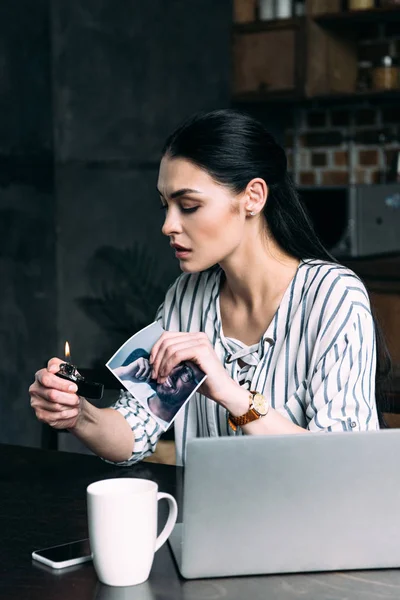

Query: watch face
252;393;268;416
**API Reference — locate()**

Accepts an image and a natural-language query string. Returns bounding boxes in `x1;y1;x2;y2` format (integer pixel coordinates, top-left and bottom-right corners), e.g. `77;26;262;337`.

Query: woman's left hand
150;331;237;405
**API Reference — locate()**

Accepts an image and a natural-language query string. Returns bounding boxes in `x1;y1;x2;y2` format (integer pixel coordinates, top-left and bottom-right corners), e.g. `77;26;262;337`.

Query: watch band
228;391;269;432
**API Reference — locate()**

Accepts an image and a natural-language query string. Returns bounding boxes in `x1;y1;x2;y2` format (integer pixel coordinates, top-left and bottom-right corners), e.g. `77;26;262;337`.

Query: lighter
56;362;104;400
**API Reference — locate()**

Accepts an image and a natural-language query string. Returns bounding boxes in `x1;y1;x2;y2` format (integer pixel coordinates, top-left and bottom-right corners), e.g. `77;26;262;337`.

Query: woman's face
157;156;247;273
156;363;197;407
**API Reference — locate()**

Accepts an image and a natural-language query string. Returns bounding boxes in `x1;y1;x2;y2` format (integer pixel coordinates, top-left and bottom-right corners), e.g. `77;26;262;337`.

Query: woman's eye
181;206;199;214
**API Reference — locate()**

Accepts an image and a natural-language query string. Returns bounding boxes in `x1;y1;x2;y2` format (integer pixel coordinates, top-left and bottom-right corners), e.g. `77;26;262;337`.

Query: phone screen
35;539;91;562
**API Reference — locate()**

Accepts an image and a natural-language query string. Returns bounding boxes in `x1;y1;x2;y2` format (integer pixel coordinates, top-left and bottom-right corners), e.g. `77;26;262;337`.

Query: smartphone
32;538;92;569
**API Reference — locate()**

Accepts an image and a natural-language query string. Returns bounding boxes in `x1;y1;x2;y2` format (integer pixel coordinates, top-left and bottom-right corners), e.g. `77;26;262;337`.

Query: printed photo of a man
109;331;205;430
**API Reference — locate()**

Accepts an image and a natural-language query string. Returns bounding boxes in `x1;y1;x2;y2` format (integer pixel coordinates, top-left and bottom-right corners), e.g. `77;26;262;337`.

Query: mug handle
155;492;178;552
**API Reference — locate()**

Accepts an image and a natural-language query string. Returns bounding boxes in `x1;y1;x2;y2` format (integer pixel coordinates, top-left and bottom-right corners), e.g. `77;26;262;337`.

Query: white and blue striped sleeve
107;390;163;465
306;306;378;432
106;299;169;466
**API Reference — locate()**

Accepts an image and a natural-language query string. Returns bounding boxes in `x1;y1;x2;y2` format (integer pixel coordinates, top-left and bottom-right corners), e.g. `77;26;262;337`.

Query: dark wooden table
2;443;400;600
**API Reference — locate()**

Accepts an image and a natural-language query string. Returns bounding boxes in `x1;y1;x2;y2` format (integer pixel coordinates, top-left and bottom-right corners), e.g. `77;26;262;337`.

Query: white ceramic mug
87;478;178;587
95;580;155;600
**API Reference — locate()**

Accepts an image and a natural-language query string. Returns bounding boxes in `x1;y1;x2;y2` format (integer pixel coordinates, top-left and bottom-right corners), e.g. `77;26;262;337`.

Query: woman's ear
244;178;268;217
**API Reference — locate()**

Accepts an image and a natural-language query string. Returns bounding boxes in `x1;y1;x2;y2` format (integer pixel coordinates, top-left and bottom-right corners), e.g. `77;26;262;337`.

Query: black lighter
56;362;104;400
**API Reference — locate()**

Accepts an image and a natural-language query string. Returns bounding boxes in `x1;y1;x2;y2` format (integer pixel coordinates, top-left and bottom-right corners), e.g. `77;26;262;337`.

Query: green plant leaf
76;243;171;336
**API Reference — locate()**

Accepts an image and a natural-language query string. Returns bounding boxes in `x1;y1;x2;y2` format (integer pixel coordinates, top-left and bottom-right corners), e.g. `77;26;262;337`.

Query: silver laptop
168;429;400;579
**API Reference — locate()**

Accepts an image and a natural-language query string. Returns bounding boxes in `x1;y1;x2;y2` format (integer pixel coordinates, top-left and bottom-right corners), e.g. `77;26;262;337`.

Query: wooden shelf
232;5;400;106
314;6;400;26
233;7;400;32
233;89;400;106
233;17;304;34
232;90;301;104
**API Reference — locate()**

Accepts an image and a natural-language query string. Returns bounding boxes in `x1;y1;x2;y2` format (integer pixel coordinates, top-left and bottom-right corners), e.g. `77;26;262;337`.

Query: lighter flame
65;341;71;361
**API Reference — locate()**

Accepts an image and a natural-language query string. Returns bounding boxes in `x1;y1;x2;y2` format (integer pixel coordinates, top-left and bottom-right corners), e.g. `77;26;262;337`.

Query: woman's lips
175;249;191;259
172;244;192;259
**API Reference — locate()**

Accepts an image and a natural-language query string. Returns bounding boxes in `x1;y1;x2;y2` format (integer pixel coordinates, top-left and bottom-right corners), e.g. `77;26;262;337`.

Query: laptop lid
169;430;400;579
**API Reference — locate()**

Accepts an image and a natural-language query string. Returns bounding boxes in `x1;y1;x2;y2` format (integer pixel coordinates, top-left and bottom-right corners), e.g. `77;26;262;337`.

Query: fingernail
49;365;58;372
68;384;77;393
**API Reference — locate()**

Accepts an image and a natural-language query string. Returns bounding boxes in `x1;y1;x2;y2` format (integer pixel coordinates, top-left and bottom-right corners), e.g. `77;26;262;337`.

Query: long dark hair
162;108;392;427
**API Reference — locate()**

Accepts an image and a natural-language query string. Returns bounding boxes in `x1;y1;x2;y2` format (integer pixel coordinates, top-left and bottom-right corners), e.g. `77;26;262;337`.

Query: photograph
106;322;206;430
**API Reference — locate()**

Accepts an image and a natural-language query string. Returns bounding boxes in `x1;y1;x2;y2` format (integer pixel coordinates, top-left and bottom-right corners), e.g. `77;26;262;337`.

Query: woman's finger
152;338;191;379
152;333;209;378
29;383;79;407
30;395;78;413
36;369;77;394
153;339;206;381
47;357;64;371
150;332;196;364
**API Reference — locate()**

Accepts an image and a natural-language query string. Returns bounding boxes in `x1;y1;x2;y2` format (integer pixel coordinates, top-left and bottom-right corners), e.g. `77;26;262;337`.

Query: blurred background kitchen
1;0;399;460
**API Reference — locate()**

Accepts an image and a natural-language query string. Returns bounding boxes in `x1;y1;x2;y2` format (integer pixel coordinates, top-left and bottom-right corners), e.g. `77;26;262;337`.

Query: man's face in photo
156;363;197;407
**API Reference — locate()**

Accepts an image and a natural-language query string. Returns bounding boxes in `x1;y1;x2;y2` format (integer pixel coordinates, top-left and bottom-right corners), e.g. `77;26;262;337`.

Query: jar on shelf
258;0;294;20
258;0;275;20
275;0;292;18
348;0;375;10
372;55;400;91
293;0;306;16
356;61;372;91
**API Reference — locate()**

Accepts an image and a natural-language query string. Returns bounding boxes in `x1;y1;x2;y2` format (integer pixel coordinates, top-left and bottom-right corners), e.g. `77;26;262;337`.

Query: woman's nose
161;207;182;237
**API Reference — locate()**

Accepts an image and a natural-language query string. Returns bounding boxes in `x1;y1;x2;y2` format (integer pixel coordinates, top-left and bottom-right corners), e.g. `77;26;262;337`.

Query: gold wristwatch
228;390;269;432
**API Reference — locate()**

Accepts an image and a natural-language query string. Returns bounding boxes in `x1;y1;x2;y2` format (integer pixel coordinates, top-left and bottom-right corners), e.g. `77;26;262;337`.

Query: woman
29;109;390;466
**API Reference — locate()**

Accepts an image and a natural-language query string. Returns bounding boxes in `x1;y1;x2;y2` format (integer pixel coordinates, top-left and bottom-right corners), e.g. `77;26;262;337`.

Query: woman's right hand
29;357;83;430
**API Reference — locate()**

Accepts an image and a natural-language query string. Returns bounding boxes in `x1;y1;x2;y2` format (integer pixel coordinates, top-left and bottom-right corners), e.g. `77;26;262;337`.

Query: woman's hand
29;358;83;430
114;358;152;382
150;332;239;406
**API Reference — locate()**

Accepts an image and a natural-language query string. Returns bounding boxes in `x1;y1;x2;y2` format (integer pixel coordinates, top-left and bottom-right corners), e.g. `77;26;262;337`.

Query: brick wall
286;104;400;185
286;21;400;186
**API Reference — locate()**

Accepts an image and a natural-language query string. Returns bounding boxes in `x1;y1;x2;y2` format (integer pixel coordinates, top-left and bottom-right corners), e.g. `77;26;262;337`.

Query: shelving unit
314;6;400;26
232;5;400;105
233;3;400;399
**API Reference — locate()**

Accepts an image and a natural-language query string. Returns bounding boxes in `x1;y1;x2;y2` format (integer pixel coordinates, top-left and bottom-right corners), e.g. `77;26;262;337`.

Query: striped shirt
111;258;379;466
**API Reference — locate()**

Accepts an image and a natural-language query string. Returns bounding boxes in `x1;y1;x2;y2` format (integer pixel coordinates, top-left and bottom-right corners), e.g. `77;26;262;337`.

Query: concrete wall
53;0;232;365
0;1;56;447
0;0;232;447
